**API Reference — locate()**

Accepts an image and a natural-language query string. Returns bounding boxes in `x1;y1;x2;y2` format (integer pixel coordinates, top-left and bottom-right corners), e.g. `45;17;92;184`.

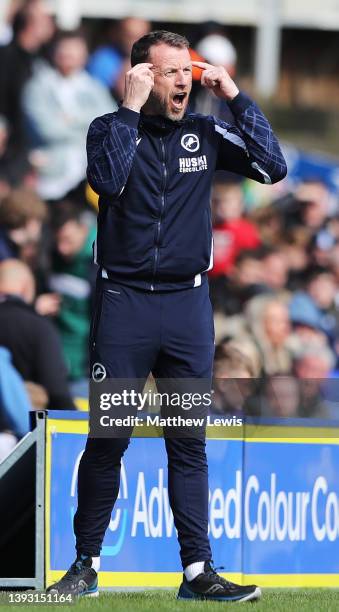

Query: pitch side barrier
0;412;45;589
1;411;338;590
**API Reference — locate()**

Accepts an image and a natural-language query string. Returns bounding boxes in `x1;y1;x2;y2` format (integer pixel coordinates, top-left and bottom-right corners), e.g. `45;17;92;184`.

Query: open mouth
172;92;187;109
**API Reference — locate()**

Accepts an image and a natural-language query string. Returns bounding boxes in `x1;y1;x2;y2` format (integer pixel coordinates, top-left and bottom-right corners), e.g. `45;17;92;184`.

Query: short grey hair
294;344;336;369
131;30;189;67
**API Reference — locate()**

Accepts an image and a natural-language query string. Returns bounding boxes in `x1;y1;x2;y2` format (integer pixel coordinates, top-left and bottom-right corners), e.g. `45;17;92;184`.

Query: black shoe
46;556;98;597
177;561;261;602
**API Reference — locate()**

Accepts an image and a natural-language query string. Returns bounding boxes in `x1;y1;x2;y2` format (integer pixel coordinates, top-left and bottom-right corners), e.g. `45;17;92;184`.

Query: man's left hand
192;61;239;101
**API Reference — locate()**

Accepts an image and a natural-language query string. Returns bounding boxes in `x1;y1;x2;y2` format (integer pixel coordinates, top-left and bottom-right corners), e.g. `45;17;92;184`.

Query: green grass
1;590;339;612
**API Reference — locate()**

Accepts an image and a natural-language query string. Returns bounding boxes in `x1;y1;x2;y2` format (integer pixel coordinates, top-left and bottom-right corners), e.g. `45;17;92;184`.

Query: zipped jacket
87;91;287;291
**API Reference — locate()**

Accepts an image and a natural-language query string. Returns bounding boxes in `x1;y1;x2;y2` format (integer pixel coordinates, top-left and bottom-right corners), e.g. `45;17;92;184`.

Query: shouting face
144;43;192;120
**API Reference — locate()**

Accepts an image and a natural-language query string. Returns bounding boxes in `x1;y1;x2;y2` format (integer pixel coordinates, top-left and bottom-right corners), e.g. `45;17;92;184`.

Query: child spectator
210;178;261;277
0;187;47;262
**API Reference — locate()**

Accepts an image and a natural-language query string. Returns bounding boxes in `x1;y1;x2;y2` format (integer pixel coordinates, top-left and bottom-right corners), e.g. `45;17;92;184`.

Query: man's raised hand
192;61;239;101
122;63;155;113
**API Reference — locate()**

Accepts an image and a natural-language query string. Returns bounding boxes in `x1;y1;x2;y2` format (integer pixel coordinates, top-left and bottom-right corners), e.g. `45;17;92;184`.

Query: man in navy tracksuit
48;31;287;602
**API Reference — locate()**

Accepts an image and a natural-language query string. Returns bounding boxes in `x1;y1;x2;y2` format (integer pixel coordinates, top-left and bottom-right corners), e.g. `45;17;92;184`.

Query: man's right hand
122;63;154;113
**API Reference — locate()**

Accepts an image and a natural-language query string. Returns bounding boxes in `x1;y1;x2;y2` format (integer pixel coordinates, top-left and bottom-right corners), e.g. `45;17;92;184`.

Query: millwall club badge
181;133;200;153
92;362;106;382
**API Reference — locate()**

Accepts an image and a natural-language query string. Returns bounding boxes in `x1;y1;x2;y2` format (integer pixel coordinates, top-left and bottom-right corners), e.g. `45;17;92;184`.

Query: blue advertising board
45;413;339;588
243;441;339;578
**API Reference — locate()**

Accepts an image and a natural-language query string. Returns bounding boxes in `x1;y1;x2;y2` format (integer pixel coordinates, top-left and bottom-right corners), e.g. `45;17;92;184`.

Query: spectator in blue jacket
87;17;150;96
0;346;31;442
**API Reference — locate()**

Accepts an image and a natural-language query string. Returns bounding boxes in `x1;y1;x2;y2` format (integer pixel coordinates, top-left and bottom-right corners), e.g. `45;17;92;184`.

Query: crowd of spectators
0;1;338;458
209;177;338;419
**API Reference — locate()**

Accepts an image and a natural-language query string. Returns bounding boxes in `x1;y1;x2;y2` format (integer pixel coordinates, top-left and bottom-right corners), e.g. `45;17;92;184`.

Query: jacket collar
139;111;191;133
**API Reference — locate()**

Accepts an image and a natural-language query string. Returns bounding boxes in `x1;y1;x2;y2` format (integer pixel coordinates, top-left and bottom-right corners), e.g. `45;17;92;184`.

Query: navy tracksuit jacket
74;93;287;566
87;91;286;291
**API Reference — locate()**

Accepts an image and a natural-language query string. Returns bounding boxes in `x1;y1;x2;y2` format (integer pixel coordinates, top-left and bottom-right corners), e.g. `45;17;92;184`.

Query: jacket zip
151;136;167;291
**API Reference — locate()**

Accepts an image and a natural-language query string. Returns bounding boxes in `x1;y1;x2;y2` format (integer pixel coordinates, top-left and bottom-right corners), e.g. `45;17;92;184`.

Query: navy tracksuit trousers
74;277;215;568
